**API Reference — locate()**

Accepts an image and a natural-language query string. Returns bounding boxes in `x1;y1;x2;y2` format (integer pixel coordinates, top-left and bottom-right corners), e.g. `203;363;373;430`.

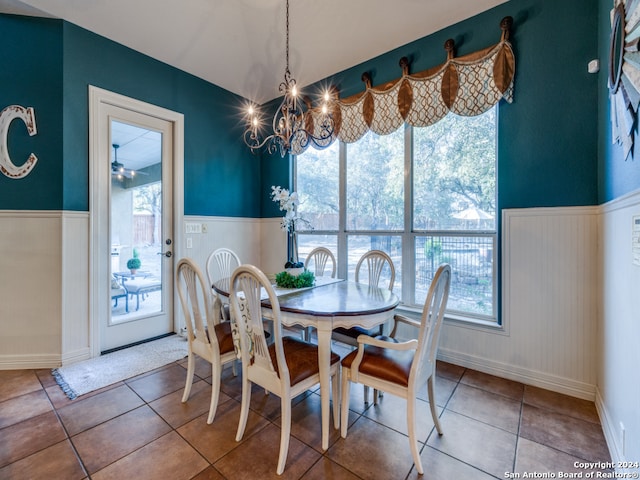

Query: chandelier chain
285;0;290;75
242;0;335;157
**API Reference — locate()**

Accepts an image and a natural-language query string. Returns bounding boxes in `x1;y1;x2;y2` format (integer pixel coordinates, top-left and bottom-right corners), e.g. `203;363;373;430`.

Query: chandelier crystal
243;0;335;157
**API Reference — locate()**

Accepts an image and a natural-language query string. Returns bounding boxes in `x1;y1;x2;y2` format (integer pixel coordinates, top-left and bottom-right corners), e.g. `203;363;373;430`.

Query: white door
90;87;184;354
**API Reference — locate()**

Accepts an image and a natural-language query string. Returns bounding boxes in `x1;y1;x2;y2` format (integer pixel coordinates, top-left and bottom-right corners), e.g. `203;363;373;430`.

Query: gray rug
52;335;188;399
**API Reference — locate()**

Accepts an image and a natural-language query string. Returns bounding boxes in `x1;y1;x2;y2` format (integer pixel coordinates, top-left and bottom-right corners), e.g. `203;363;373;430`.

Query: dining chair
206;247;242;321
333;250;395;343
339;263;451;475
297;246;337;341
176;257;237;424
304;246;336;278
229;264;341;475
332;249;396;402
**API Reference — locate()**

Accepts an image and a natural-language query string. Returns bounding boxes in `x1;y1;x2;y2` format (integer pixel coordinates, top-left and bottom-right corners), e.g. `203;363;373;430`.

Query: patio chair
229;264;341;475
122;277;162;312
111;274;128;310
176;258;237;424
340;263;451;475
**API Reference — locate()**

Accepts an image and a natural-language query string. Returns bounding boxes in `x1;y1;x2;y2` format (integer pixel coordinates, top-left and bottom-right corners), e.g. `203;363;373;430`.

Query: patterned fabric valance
296;16;515;154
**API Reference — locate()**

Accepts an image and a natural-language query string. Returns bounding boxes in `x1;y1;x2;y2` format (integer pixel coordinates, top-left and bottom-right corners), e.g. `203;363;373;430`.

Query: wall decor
0;105;38;179
609;0;640;160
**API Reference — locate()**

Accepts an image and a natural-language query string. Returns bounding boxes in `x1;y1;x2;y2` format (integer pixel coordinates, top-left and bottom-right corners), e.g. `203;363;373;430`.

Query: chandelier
243;0;335;157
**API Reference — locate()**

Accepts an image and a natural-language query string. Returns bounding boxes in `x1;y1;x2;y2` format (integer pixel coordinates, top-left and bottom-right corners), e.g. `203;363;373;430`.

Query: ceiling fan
111;143;147;180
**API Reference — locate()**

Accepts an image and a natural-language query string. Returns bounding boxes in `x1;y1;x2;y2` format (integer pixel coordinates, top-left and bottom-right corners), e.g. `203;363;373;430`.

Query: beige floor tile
427;409;517;478
177;400;269;464
91;431;208;480
0;365;612;480
125;363;189;402
436;361;466;382
519;404;611;463
407;445;498;480
0;440;86;480
0;389;53;429
214;423;321;479
524;385;600;424
301;457;362;479
57;384;144;435
150;378;232;428
0;411;67;467
327;415;418;480
72;405;172;474
446;383;521;433
362;390;439;442
515;437;613;476
0;370;42;403
460;369;525;401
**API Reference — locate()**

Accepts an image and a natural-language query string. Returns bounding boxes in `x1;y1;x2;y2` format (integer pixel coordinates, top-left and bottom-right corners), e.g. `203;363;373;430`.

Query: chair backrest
229;264;290;389
304;247;336;278
412;263;451;386
206;248;241;288
176;258;221;354
355;250;395;291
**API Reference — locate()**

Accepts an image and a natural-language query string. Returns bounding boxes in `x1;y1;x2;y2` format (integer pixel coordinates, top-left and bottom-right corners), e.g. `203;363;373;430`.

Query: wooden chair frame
176;258;237;424
340;263;451;475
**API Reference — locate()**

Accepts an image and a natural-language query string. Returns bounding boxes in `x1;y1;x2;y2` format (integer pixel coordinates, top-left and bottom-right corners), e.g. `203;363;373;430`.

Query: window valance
297;16;514;154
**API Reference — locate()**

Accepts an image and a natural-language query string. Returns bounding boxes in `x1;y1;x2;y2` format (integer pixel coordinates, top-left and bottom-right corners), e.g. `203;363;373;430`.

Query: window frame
294;110;498;326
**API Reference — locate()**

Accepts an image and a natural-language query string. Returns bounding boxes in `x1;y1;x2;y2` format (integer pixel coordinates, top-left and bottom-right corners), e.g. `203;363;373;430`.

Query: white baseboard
438;348;596;401
0;354;62;370
61;348;91;366
596;388;623;468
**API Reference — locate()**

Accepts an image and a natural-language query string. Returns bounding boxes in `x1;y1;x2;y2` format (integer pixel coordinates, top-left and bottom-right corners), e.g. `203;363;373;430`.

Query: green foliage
132;248;140;258
425;238;443;259
275;270;315;288
127;257;141;270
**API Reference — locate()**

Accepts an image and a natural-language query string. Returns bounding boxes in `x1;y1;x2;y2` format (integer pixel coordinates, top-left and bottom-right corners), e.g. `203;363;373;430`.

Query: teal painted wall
0;15;64;210
598;0;640;202
1;0;611;217
261;0;601;211
1;14;260;217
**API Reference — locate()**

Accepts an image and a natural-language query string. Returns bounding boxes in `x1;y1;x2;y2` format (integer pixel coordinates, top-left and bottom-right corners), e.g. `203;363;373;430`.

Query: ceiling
1;0;508;104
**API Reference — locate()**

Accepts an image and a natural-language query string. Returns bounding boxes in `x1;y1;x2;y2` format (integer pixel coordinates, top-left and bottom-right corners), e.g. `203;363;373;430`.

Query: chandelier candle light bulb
243;0;335;157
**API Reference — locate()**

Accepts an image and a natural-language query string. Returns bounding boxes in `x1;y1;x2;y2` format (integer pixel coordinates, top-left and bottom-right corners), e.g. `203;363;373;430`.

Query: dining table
212;275;400;450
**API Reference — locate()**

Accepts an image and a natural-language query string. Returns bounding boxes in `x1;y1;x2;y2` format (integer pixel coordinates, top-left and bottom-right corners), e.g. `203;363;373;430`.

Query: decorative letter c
0;105;38;179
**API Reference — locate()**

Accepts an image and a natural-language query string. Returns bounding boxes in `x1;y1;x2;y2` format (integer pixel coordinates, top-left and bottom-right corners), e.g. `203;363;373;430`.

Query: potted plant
127;248;141;274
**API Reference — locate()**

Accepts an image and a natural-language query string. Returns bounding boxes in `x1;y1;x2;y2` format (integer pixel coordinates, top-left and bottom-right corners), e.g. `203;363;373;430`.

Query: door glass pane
110;120;163;322
346;128;404;231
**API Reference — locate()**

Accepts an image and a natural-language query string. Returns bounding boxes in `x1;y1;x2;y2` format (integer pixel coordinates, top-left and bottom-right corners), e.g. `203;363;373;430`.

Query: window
296;106;497;323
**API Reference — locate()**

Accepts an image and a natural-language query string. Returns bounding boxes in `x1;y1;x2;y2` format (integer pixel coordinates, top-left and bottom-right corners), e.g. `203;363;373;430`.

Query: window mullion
402;125;414;306
337;141;348;279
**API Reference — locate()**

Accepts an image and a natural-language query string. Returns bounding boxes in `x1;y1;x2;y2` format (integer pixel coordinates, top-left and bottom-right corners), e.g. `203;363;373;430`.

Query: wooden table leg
316;324;332;450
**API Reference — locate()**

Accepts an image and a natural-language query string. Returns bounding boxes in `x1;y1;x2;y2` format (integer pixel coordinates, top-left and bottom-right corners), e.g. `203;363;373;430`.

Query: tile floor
0;340;612;480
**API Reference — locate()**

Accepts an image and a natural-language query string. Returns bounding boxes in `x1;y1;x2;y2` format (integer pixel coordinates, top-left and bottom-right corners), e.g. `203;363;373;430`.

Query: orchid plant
271;185;312;267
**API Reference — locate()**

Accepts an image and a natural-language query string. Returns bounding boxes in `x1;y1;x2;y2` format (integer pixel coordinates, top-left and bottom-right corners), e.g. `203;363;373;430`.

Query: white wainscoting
61;212;91;364
179;215;284;273
0;208;606;403
1;211;64;368
597;189;640;468
438;206;600;400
